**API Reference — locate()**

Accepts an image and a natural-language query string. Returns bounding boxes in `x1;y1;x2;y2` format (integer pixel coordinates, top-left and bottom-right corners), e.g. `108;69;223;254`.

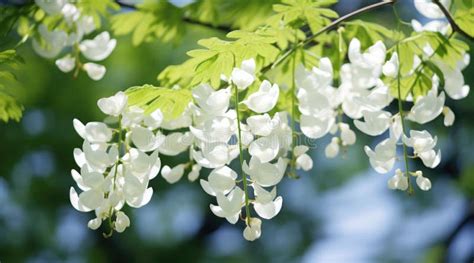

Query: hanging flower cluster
33;0;117;80
70;92;169;235
295;35;468;192
67;0;472;241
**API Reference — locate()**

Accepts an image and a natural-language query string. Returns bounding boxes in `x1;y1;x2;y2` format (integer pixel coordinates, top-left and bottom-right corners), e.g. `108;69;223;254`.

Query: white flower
382;52;399;78
248;135;280;163
120;106;144;127
364;138;397;174
243;217;262;241
35;0;66;15
188;164;201;182
97;91;128;116
114;211;130;233
325;137;340;158
406;89;445;124
83;63;106;81
190;116;235;143
73;119;112;143
339;123;356;146
344;38;386;89
192;84;231;116
76;16;96;36
411;19;449;34
191;142;235;168
387;169;409;191
55;55;75;73
161;164;185;184
69;167;111;212
123;148;161;180
354;110;391;136
403;130;441;168
79;32;117;61
437;62;470;100
76;141;117;172
389;114;403;141
140;109;162;130
294;146;313;171
32;25;67;59
87;218;102;230
414;0;450;19
200;166;237;196
252;184;283;220
210;187;244;224
243;80;279;113
243;157;288;187
130;126;164;152
415;171;432;191
300;111;335;139
231;58;255;90
61;3;80;23
246;114;275;136
442;106;455;126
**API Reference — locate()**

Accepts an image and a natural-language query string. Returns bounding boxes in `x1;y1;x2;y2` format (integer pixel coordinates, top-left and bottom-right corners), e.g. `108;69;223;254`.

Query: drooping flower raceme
70;91;170;235
33;1;116;80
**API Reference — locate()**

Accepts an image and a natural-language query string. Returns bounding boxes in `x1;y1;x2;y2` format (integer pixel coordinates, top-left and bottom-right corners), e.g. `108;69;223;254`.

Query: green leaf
125;85;192;121
159;30;281;89
387;68;432;100
111;1;184;45
0;91;23;122
452;0;474;38
270;0;338;32
0;49;24;122
397;31;468;75
342;20;404;49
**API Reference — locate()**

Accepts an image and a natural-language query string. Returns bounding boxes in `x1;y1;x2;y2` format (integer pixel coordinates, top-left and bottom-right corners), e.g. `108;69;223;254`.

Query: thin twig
432;0;474;41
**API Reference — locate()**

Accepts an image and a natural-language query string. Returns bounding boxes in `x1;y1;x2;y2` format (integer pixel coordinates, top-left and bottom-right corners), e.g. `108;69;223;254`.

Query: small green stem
289;30;298;178
104;116;123;237
234;85;251;224
393;5;413;194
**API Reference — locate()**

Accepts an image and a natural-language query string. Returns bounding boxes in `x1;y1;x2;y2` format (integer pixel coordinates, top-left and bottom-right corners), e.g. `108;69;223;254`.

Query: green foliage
0;49;24;122
452;0;474;38
77;0;119;27
111;0;184;45
386;31;469;100
159;30;280;89
217;0;278;30
342;20;403;49
397;32;468;76
269;0;338;33
125;84;192;121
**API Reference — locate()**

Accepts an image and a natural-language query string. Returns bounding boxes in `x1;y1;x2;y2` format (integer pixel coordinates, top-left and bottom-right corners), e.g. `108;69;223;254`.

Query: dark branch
432;0;474;41
115;0;232;33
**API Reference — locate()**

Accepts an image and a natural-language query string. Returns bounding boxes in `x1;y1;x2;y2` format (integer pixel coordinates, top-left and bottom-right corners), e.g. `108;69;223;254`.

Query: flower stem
289;30;298;178
234;85;251;224
393;5;414;194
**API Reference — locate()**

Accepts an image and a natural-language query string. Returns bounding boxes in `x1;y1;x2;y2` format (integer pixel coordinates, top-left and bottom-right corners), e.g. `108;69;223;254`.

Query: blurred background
0;0;473;262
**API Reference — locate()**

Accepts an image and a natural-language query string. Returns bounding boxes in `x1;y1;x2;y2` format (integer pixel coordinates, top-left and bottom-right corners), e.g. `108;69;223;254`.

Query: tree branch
115;0;232;33
432;0;474;41
261;0;398;74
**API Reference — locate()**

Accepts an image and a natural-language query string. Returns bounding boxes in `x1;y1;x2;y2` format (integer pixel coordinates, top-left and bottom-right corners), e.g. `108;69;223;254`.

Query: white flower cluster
296;34;469;192
34;0;117;80
159;59;312;241
69;91;181;235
